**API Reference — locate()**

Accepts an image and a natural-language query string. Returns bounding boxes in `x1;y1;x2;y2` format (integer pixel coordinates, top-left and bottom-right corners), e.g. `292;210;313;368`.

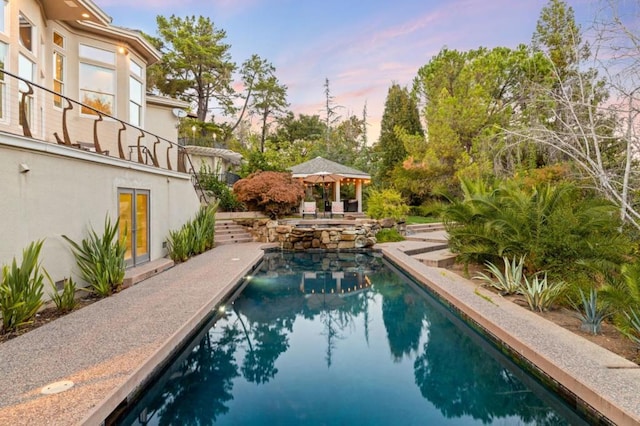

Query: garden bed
448;263;639;364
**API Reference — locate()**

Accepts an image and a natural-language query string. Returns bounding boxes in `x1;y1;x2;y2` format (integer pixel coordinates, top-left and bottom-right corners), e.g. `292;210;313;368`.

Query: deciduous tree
233;171;304;218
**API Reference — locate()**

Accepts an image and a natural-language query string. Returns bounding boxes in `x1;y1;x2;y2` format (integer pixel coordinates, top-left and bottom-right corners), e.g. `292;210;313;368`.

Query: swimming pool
116;251;587;425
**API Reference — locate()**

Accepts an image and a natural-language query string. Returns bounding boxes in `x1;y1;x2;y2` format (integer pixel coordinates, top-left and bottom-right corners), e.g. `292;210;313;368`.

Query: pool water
118;251;587;425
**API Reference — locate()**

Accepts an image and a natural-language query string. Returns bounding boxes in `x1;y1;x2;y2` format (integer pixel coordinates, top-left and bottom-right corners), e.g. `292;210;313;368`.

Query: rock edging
234;219;384;250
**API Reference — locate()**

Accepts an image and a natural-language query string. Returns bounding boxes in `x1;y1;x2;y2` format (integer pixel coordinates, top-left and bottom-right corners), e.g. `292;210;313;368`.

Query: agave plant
62;216;126;298
623;309;640;347
521;273;565;312
572;288;608;335
0;240;47;332
474;256;525;295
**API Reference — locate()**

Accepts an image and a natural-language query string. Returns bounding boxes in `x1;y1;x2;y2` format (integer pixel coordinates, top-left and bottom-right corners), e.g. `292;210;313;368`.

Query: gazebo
290;157;371;214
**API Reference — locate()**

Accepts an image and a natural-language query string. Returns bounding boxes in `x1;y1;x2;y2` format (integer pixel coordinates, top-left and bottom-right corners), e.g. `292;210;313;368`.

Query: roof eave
72;21;162;65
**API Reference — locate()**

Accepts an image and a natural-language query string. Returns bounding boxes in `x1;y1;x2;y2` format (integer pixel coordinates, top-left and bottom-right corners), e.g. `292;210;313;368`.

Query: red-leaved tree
233;171;305;219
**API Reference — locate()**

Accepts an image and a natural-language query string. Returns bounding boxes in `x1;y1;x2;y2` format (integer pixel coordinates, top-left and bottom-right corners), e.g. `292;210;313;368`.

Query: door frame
118;188;150;267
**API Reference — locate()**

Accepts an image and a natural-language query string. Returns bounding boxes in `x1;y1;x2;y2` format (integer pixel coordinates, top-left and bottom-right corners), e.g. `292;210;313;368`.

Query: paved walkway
0;243;267;425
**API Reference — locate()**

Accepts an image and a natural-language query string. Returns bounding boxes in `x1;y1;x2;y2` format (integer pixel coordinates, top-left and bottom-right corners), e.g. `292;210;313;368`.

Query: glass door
119;189;150;267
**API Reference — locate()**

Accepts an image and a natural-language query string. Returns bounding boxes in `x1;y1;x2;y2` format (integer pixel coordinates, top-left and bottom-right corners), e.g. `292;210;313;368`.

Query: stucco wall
0;134;201;288
145;103;181;144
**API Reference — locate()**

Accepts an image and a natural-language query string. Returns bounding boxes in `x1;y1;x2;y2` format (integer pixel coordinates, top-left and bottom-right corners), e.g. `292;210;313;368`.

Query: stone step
404;229;449;243
412;248;458;268
377;240;448;256
214;226;247;234
122;257;174;289
406;223;446;233
215;221;241;227
403;241;449;256
215;234;253;245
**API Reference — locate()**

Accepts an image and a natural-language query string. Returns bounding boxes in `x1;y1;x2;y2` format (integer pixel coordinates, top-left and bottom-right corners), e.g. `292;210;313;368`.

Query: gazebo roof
290;157;370;179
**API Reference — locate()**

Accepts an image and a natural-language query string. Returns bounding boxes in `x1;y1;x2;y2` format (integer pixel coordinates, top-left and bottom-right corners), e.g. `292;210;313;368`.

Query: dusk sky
101;0;600;142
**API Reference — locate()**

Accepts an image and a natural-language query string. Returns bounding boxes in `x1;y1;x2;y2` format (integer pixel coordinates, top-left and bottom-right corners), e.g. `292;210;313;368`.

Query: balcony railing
0;69;207;202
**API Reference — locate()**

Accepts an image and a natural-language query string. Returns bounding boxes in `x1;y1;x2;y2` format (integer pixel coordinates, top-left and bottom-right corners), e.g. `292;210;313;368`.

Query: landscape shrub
366;188;410;221
375;228;405;243
166;204;218;262
410;200;445;219
443;179;632;279
166;227;192;263
234;171;304;219
62;216;126;298
0;240;47;332
198;165;244;212
49;277;78;314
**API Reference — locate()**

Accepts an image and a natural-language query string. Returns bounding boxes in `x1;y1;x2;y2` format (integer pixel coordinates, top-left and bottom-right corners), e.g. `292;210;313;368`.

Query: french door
118;189;150;267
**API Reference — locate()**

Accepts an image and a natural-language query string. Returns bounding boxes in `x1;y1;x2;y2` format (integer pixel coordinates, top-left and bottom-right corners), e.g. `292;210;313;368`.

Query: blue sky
100;0;599;141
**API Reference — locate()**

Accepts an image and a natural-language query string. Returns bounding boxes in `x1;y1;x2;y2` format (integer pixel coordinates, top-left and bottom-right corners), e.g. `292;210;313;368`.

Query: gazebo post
356;180;363;213
334;181;341;204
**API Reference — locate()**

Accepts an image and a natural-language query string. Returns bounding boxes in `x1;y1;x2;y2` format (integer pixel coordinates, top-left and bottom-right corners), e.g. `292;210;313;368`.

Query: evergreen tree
375;84;423;185
148;15;236;121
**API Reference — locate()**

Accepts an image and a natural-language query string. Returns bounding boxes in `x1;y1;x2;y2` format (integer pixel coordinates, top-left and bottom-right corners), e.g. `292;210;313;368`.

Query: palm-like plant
443;179;630;277
599;261;640;318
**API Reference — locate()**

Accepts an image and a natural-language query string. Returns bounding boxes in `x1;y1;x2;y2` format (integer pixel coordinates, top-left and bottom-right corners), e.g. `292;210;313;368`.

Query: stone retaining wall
235;219;382;250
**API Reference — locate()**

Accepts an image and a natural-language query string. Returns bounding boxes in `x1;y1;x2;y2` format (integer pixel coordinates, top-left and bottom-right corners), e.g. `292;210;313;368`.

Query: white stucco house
0;0;202;286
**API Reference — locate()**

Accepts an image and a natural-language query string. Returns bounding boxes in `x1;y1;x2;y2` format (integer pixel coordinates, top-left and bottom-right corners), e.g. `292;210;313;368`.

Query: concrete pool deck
0;242;267;425
0;240;639;424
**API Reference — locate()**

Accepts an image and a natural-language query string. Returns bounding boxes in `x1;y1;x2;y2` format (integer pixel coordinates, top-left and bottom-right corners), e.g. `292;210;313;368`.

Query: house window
79;63;114;115
19;14;34;52
0;1;7;34
129;76;142;126
18;53;34;127
0;42;6;119
130;60;142;78
53;32;64;48
79;44;115;116
79;44;114;65
53;33;65;108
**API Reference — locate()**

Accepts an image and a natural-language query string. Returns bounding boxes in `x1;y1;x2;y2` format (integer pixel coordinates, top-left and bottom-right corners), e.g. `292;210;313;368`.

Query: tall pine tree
375;84;423;185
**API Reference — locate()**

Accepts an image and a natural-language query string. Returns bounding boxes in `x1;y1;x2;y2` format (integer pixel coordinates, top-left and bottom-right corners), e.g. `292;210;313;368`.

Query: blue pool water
118;251;587;425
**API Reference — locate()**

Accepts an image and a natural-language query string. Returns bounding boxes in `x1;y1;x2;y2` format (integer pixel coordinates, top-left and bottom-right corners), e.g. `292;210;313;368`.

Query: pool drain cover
41;380;74;395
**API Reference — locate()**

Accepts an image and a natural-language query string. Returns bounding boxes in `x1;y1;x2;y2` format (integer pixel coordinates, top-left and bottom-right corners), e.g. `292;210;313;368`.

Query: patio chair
331;201;345;218
302;202;317;218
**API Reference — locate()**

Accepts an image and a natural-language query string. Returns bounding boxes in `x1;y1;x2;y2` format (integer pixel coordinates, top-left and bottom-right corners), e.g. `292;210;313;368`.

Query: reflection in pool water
118;251;586;425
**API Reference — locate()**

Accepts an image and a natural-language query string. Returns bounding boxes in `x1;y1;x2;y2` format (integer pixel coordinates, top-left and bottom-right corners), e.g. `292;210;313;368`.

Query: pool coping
379;243;640;425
